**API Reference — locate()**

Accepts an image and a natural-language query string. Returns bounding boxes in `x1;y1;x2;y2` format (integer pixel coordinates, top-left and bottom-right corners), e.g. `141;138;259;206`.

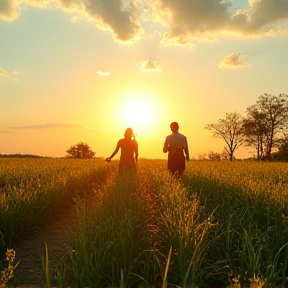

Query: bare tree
205;112;244;161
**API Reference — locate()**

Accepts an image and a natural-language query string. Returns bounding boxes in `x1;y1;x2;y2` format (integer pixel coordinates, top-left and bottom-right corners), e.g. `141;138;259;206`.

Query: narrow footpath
13;202;76;287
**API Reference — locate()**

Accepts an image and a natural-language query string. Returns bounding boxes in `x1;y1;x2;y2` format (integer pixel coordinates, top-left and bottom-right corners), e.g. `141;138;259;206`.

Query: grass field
1;158;288;288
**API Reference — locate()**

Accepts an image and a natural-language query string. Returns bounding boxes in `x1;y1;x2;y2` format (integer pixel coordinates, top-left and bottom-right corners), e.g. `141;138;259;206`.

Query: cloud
153;0;288;47
7;123;84;129
153;0;232;47
0;0;20;21
219;53;251;68
97;71;110;76
0;129;17;134
140;60;161;72
0;0;144;43
1;0;288;47
81;0;144;43
229;0;288;36
0;67;21;81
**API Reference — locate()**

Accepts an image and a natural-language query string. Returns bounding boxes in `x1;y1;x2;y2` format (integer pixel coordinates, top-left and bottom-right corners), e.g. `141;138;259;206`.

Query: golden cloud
219;53;251;68
140;60;161;72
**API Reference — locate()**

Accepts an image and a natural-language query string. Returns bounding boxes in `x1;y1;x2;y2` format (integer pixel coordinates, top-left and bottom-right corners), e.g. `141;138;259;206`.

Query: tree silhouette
276;134;288;161
66;142;95;159
244;94;288;159
242;110;268;160
205;112;244;161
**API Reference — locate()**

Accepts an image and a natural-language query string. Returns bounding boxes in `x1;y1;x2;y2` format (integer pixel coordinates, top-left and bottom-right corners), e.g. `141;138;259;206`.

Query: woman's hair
124;128;135;139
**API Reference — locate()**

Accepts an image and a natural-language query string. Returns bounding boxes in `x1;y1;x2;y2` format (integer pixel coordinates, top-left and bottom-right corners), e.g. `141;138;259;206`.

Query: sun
113;89;161;133
123;101;152;127
116;91;157;131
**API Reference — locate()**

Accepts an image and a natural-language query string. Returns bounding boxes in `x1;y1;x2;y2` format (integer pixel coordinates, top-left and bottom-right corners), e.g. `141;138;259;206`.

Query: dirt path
11;169;112;288
12;202;77;287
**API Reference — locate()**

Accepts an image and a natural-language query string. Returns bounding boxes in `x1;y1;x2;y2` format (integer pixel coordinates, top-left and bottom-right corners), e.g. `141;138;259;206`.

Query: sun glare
122;100;153;130
113;89;159;133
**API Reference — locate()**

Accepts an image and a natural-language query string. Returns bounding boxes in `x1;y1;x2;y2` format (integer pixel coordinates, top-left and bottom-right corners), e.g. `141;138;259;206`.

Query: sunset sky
1;0;288;159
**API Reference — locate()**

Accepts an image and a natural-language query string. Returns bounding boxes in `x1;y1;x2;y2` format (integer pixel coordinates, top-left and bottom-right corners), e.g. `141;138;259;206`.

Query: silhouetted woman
106;128;138;172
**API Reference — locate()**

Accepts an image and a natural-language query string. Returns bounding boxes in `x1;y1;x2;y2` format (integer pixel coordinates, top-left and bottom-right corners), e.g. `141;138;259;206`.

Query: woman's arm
106;140;121;161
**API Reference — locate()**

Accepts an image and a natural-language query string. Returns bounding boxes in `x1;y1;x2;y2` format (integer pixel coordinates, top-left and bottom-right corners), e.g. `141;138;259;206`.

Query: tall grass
183;161;288;287
42;242;51;288
2;159;288;287
0;158;108;251
59;161;216;288
145;168;217;287
64;168;154;288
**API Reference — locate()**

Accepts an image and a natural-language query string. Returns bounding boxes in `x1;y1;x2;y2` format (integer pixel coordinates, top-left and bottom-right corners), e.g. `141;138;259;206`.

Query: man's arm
163;137;169;153
163;147;169;153
185;148;190;161
184;136;189;161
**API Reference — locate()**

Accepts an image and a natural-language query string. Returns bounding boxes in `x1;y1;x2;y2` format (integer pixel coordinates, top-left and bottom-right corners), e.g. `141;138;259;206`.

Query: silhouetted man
163;122;189;176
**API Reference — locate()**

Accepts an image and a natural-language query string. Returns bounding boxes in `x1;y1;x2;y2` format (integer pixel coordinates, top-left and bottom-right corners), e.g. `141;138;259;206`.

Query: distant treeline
0;154;51;158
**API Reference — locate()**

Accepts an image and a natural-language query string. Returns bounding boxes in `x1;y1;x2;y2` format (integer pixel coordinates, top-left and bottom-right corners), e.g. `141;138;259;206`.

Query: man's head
170;122;179;133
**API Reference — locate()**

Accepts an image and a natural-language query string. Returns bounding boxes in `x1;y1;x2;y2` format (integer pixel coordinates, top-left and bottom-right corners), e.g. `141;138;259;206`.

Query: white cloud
97;71;110;76
219;53;251;68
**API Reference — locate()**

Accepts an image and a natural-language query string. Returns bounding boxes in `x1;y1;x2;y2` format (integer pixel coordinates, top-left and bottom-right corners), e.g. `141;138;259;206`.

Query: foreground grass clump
146;167;217;288
0;249;18;288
